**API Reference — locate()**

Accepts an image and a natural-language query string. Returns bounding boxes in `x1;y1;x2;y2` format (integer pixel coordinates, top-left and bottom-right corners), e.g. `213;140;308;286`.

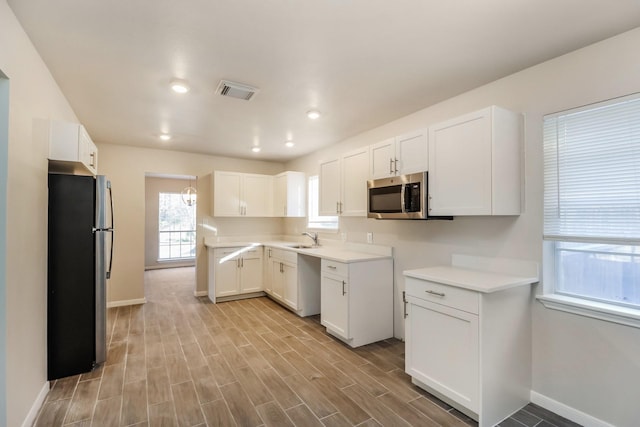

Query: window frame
540;93;640;328
306;175;339;232
157;192;196;261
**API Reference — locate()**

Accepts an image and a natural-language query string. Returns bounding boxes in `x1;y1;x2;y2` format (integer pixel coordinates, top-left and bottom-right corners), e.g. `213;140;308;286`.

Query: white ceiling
8;0;640;161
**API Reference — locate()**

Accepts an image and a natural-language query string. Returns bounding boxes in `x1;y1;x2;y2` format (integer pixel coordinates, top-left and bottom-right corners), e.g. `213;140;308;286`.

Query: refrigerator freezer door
48;174;96;380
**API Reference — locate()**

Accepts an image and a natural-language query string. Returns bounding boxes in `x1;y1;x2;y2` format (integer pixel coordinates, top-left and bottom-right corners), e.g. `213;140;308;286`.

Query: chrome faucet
302;232;319;247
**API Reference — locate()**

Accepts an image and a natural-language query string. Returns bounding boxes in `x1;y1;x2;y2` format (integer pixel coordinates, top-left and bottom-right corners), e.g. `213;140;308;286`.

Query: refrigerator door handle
107;230;114;279
108;180;114;230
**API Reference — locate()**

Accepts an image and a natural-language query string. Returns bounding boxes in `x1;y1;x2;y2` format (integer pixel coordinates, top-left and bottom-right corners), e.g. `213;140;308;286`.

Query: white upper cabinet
319;147;370;217
370;129;428;179
43;119;98;175
213;171;273;217
273;171;306;217
428;106;522;216
319;157;341;216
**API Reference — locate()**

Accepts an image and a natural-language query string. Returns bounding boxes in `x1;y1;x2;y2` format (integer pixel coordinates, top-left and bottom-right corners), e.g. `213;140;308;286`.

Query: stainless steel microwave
367;172;452;220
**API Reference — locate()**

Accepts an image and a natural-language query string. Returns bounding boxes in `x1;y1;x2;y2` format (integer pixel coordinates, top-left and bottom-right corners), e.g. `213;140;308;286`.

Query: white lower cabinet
264;247;321;316
404;275;532;426
208;246;263;302
320;258;393;347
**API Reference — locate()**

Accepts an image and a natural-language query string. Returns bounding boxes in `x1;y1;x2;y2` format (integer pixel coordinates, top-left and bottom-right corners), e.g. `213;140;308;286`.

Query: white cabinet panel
282;262;298;310
370;130;428;179
274;171;306;217
214;256;240;298
209;246;263;301
239;255;263;293
213;171;273;217
405;297;479;412
319;158;341;216
428;106;521;216
43;119;98;175
341;147;369;217
320;272;349;339
214;172;242;216
319;147;370;217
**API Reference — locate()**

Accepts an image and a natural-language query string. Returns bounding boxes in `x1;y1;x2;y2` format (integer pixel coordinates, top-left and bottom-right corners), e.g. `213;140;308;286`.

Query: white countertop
404;266;538;293
403;254;539;293
204;237;392;263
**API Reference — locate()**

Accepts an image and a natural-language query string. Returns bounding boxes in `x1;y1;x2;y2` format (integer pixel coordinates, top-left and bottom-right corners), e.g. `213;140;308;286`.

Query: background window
543;94;640;309
307;175;338;230
158;192;196;260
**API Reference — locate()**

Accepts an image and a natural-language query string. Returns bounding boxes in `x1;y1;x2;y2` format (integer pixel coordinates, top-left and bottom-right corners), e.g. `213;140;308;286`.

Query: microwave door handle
400;184;406;214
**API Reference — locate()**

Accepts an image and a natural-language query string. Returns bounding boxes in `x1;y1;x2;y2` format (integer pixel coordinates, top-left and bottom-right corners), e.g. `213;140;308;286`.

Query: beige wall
96;143;284;303
285;27;640;427
1;1;80;425
144;176;196;269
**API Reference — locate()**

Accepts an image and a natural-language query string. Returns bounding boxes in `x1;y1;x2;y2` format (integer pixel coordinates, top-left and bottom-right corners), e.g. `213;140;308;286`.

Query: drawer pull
342;280;346;296
328;265;337;270
425;290;445;297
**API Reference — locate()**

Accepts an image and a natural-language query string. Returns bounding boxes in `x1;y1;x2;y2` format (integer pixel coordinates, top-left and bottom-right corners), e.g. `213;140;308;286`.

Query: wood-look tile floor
34;267;580;427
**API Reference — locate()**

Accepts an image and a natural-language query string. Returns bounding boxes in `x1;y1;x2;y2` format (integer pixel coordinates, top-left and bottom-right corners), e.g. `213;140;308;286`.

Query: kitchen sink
288;244;317;249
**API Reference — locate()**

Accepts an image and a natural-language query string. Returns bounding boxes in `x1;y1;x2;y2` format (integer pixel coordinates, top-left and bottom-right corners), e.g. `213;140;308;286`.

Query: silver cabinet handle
389;158;394;174
241;257;244;268
90;152;96;167
328;265;337;270
402;291;408;318
268;248;272;258
339;202;343;214
394;158;398;173
336;201;339;214
425;290;445;297
342;280;346;296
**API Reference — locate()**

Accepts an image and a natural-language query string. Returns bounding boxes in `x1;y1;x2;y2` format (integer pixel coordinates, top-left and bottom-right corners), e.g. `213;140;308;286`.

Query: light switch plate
367;232;373;244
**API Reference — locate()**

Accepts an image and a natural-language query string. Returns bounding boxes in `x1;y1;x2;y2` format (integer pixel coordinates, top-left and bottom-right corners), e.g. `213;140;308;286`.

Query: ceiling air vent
216;80;259;101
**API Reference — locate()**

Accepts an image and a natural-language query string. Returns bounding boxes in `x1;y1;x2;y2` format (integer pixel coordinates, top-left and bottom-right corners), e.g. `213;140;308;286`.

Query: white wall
285;27;640;426
0;72;9;425
0;1;80;425
96;143;284;302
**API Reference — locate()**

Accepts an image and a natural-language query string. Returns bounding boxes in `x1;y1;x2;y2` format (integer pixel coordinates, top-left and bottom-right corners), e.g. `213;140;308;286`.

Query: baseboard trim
193;290;208;297
530;391;614;427
22;381;49;427
107;298;147;308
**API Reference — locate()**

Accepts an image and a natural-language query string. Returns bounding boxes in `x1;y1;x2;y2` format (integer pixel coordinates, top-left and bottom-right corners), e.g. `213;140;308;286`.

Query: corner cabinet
40;119;98;176
403;262;537;427
208;246;263;302
264;246;321;317
428;106;521;216
370;129;428;179
320;257;393;347
319;146;370;217
213;171;273;217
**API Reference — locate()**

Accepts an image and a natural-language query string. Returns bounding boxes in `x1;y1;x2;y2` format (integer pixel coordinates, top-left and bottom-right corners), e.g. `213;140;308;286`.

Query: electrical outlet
367;232;373;244
341;232;347;242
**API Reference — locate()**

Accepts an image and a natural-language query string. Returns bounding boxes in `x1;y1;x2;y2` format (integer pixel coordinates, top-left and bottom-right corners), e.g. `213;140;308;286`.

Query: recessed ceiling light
306;110;321;120
251;147;261;153
285;141;295;148
170;79;190;94
160;133;171;141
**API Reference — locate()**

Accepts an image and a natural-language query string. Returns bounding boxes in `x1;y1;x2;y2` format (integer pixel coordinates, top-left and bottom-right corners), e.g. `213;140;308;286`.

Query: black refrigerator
47;173;114;380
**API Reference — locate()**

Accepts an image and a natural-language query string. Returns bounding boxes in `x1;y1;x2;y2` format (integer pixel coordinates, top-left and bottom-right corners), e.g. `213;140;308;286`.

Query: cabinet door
341;147;369;217
214;172;242;216
240;255;263;293
271;260;284;300
282;262;298;310
396;129;427;175
320;273;349;339
428;109;492;215
263;248;273;294
273;174;287;217
243;174;273;217
370;138;395;179
319;158;341;216
285;172;306;217
214;256;239;297
405;297;479;412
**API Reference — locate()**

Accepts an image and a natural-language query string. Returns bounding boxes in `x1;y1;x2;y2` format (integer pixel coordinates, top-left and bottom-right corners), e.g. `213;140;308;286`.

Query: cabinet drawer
267;247;297;264
321;259;348;277
405;277;478;314
214;247;240;258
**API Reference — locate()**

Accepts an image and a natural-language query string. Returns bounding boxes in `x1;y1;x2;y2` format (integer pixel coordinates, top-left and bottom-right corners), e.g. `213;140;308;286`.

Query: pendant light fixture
181;178;197;206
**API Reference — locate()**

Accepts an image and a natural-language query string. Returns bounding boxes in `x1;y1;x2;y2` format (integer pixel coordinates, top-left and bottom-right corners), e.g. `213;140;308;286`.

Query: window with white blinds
544;94;640;243
543;94;640;309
